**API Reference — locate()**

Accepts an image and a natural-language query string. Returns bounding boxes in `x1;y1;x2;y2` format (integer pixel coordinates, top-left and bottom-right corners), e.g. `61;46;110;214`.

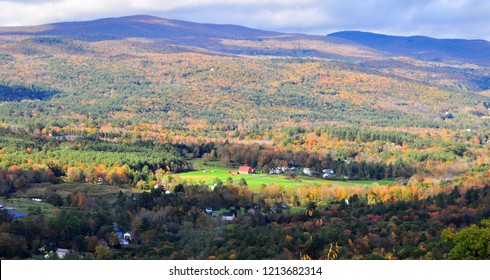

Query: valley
0;15;489;260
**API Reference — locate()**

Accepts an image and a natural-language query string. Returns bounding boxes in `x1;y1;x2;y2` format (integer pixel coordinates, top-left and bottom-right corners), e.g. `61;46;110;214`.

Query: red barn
237;165;255;174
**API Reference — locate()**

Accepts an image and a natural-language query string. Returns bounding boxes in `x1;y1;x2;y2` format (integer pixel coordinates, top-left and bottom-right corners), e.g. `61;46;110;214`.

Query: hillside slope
0;15;379;59
0;16;489;135
328;31;490;66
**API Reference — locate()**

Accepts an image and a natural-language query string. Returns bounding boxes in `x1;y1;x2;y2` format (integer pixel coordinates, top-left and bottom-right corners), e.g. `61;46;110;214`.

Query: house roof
238;166;252;172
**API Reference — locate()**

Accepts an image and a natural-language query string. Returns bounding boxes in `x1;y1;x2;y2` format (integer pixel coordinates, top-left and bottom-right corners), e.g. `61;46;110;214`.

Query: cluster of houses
269;166;296;175
224;163;338;180
48;225;133;259
303;168;335;178
268;164;336;179
204;204;289;222
204;207;236;221
48;134;81;141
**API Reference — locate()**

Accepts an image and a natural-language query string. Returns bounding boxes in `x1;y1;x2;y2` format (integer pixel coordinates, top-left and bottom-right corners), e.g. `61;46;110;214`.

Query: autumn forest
0;15;489;260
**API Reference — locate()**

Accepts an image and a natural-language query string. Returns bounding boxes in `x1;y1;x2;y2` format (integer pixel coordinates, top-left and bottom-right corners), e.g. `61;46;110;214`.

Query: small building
303;168;312;176
269;166;288;175
322;169;335;178
94;177;104;185
205;207;213;214
237;166;255;175
56;248;69;259
117;231;131;245
222;212;235;221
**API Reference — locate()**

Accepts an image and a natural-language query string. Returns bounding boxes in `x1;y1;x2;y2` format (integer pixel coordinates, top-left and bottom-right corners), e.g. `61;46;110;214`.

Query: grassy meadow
178;161;394;192
10;182;130;201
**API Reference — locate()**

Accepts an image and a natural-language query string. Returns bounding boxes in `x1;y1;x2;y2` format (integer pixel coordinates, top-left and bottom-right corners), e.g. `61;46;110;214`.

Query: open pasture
178;162;394;192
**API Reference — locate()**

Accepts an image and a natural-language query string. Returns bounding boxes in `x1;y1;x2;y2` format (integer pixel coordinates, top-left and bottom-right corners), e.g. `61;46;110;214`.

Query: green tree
95;245;113;260
444;220;490;260
238;178;247;186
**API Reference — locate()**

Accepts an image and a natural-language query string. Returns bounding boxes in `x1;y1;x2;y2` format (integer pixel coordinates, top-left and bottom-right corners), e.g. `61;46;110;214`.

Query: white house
303;168;312;176
56;248;69;259
221;212;235;221
119;232;132;245
322;169;335;178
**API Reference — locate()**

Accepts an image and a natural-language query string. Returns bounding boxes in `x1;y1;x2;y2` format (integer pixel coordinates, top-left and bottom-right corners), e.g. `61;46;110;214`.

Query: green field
1;182;132;217
11;182;130;200
0;197;58;217
178;161;394;192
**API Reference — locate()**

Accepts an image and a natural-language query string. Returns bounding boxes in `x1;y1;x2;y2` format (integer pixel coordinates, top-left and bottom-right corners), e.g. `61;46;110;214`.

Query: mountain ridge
0;15;285;41
2;15;489;65
0;15;489;133
328;31;490;65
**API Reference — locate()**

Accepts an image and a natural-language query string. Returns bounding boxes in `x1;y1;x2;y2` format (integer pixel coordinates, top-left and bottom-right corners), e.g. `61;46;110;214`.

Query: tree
238;178;247;187
444;220;490;260
46;192;64;207
95;245;113;260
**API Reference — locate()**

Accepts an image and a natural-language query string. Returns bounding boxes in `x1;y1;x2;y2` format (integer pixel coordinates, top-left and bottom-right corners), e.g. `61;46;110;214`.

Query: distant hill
0;15;365;58
328;31;490;66
3;15;490;65
0;15;282;41
0;15;489;132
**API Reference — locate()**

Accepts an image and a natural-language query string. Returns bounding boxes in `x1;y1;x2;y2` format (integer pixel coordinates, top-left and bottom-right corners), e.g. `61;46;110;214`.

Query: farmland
0;182;131;218
10;182;131;201
177;161;394;192
0;197;58;218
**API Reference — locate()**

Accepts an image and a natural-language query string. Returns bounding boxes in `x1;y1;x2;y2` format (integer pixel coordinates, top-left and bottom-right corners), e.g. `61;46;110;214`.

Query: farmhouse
237;165;255;174
222;212;236;221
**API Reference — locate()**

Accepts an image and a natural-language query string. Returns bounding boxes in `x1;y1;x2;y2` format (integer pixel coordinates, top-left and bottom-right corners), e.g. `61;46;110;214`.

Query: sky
0;0;489;40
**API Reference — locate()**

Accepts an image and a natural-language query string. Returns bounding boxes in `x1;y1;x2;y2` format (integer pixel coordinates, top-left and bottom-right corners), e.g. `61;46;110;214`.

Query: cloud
0;0;489;40
0;0;129;26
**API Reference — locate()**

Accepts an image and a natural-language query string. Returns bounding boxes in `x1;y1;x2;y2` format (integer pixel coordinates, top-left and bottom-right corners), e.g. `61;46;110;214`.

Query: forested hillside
0;15;489;260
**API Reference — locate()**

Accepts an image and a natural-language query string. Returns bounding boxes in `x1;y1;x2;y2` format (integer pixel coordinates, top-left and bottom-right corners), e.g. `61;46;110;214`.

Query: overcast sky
1;0;489;40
